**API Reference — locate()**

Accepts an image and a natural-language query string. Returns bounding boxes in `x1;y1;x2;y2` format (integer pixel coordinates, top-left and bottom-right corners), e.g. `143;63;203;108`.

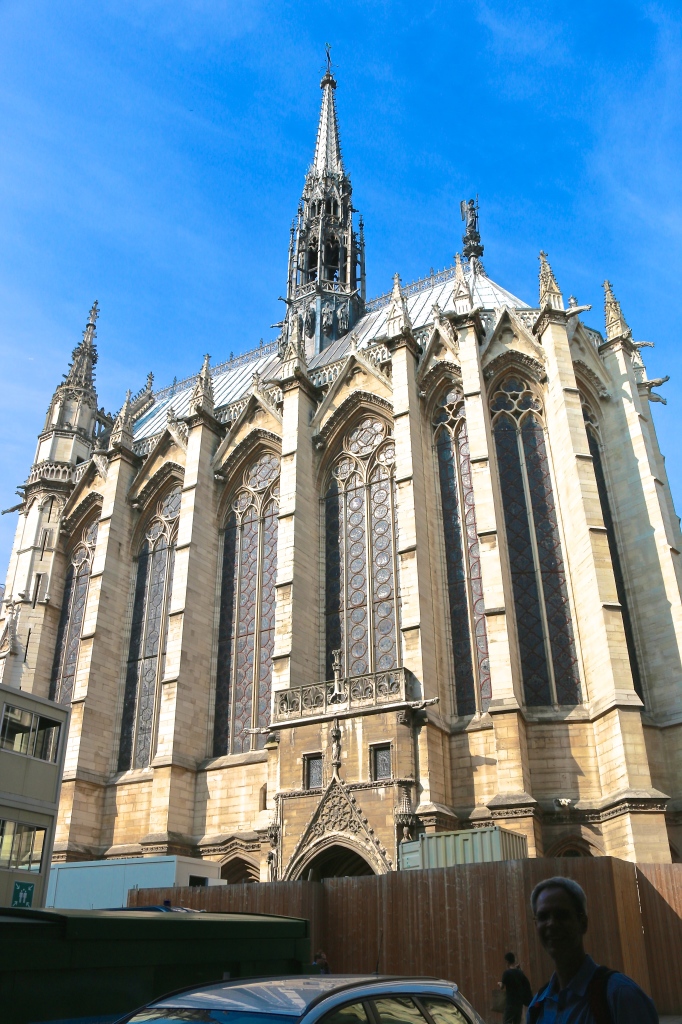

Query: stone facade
2;70;681;879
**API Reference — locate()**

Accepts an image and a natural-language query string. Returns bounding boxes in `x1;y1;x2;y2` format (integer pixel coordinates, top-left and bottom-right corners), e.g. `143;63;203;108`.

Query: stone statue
322;304;334;336
304;304;316;338
461;198;478;238
338;303;349;334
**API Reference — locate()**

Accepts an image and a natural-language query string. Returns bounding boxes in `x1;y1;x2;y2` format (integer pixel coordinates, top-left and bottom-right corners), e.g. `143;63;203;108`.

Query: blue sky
1;0;681;570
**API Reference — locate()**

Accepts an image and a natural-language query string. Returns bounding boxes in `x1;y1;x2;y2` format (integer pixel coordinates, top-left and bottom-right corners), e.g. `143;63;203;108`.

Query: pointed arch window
491;377;581;706
118;485;181;771
49;520;99;705
582;398;643;701
213;452;280;757
324;417;400;681
433;385;491;715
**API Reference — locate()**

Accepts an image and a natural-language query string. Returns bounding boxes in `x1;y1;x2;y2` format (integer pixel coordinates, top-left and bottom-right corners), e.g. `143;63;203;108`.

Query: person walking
527;876;658;1023
498;952;532;1024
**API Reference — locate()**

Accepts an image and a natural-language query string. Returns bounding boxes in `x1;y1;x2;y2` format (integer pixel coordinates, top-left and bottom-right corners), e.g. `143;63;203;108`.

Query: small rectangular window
372;744;392;781
305;754;323;789
0;705;60;762
0;819;46;872
188;875;208;887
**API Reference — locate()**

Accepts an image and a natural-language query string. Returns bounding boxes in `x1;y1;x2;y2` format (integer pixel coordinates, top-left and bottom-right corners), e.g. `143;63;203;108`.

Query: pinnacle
539;251;563;310
189;352;215;416
603;280;632;341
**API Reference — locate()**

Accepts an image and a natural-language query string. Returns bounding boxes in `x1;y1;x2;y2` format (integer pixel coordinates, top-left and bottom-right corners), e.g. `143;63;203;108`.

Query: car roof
154;976;459;1015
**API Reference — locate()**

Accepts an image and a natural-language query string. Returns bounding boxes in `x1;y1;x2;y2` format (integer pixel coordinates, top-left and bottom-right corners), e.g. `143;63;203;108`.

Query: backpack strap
587;966;616;1024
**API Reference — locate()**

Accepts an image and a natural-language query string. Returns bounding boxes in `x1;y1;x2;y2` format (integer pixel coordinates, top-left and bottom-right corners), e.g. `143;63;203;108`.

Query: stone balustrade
273;667;414;722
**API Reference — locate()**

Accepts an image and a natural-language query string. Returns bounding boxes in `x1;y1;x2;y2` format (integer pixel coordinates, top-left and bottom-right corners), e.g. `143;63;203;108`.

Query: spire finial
87;300;99;327
603;280;632;341
189;353;215;416
325;42;332;76
539;251;564;310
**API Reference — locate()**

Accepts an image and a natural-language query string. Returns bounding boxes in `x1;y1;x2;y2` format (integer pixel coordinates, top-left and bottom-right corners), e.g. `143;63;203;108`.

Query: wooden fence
129;858;682;1018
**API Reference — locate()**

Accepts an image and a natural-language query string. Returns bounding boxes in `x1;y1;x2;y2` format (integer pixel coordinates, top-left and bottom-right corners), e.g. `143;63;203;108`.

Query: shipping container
398;826;528;870
47;854;225;909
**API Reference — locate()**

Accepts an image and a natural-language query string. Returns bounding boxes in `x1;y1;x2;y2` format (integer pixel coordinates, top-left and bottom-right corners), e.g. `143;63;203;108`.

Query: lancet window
49;520;99;705
582;398;643;700
324;417;399;681
433;385;491;715
118;485;181;771
491;377;581;706
213;452;280;757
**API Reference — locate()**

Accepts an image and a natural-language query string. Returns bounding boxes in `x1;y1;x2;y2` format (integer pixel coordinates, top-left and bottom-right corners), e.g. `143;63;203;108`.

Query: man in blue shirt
527;876;658;1023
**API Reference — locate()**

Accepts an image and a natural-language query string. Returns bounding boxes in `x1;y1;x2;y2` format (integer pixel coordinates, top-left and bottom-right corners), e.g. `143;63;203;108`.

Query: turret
286;52;365;358
27;302;104;496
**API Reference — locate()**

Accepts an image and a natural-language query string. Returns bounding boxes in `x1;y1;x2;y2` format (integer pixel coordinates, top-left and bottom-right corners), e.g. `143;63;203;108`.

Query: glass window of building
213;452;280;757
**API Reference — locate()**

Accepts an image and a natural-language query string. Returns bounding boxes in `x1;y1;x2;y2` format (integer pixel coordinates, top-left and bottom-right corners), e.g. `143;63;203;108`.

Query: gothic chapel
3;65;682;878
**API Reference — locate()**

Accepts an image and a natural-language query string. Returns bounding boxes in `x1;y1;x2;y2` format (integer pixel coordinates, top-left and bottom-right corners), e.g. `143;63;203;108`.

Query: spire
189;353;215;416
539;252;564;310
386;273;412;339
603;281;632;341
65;300;99;388
312;47;344;176
109;390;134;450
286;58;363;358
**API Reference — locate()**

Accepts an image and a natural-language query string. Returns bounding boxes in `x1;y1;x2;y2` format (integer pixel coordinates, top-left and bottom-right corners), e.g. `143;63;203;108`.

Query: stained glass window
49;520;99;705
213;452;280;756
118;485;181;771
491;377;581;706
324;417;400;680
582;399;643;701
433;385;491;715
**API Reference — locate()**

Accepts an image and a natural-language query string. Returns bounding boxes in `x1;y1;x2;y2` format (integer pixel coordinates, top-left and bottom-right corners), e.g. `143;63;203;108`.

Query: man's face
534;886;587;962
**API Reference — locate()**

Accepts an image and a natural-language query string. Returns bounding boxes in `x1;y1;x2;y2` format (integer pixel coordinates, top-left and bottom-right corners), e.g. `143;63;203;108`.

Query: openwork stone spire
65;300;99;388
285;56;365;358
603;280;632;341
539;252;564;310
189;353;215;416
312;57;344;176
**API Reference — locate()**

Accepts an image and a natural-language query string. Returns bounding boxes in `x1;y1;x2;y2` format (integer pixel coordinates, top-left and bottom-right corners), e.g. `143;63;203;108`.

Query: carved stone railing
133;435;161;457
25;460;76;486
273;667;414;722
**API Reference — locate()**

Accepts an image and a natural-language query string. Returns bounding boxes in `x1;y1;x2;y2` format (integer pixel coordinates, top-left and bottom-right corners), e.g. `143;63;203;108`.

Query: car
114;974;486;1024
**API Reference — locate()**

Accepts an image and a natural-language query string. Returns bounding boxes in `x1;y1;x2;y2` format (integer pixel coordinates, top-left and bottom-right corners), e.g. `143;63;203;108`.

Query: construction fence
128;857;682;1018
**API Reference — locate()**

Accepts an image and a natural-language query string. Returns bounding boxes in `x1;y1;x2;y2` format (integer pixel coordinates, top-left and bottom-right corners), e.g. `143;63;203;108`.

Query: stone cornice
387;329;422;359
533;306;568;337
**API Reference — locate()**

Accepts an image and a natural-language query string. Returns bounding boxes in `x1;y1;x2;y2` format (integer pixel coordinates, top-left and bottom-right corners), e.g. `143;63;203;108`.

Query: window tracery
491;377;581;706
324;417;399;681
433;386;491;715
213;452;280;757
581;397;643;700
49;519;99;705
118;485;181;771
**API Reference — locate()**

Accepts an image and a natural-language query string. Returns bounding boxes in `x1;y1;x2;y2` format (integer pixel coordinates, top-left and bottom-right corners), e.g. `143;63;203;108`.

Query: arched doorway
301;844;376;881
220;856;260;884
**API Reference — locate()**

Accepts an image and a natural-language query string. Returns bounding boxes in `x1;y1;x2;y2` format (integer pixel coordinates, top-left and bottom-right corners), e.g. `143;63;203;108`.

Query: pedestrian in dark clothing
527;876;658;1023
314;950;330;974
498;952;532;1024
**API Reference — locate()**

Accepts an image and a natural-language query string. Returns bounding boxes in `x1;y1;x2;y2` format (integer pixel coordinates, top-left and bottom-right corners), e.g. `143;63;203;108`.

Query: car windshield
126;1012;298;1024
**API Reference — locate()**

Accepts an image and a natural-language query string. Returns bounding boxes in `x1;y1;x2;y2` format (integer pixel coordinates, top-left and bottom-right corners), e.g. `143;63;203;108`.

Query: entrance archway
300;844;376;881
220;856;259;883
